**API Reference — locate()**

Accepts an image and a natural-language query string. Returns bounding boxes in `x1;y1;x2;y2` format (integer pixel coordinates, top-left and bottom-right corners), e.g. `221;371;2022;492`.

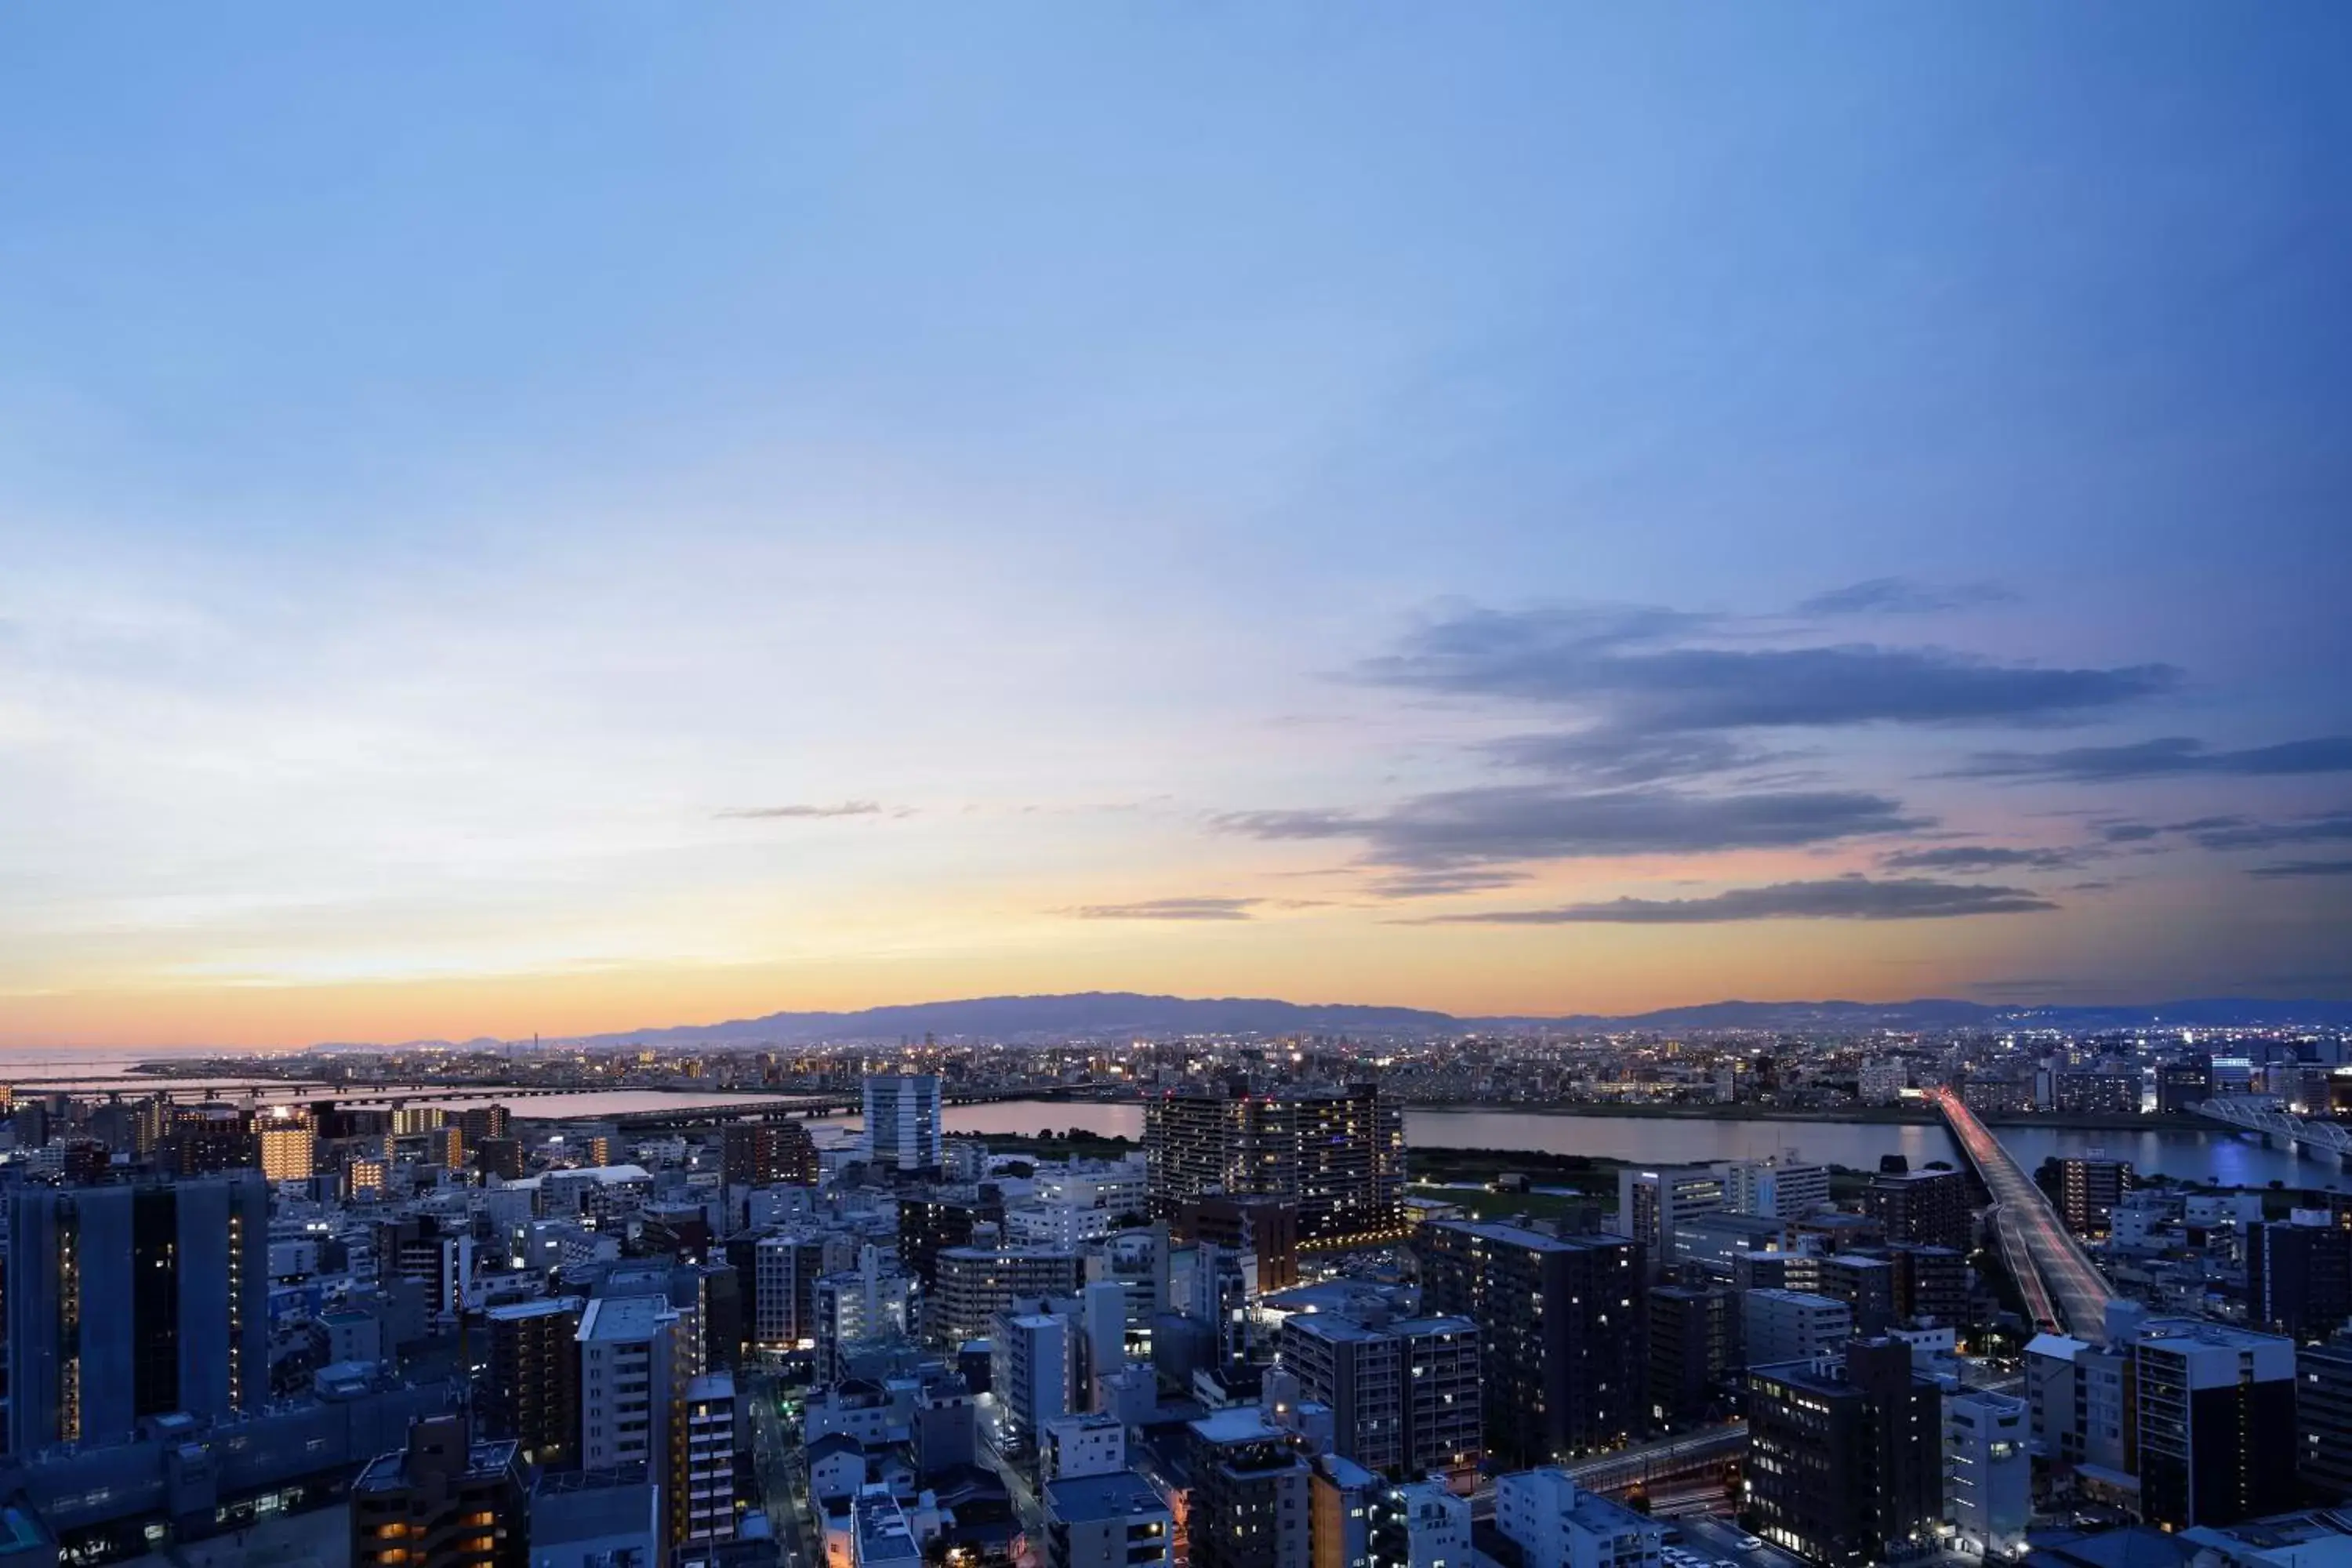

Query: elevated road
1927;1087;2116;1340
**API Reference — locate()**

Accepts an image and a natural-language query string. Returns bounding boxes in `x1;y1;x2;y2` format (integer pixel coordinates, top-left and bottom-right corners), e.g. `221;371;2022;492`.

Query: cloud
2181;811;2352;851
1363;605;2176;734
1409;876;2057;924
1948;735;2352;782
2246;858;2352;880
1880;844;2082;873
1218;786;1925;869
1483;730;1782;785
1066;896;1261;920
1798;579;2014;616
2096;822;2162;843
715;800;896;820
1361;868;1533;900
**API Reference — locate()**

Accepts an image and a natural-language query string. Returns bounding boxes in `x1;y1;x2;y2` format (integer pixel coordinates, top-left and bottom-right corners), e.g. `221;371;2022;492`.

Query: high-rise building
862;1075;945;1172
898;1189;1007;1287
2027;1308;2299;1529
473;1137;524;1182
1943;1389;2029;1561
992;1308;1074;1458
1278;1313;1482;1483
814;1249;922;1380
2296;1328;2352;1501
350;1414;528;1568
1186;1408;1311;1568
1741;1289;1851;1367
577;1295;677;1478
1746;1339;1944;1568
2155;1058;2213;1115
1145;1083;1404;1244
1176;1196;1302;1292
929;1244;1081;1347
721;1121;820;1189
2053;1158;2132;1239
164;1103;255;1175
481;1296;584;1468
459;1104;512;1145
258;1117;318;1182
1493;1468;1664;1568
6;1171;270;1453
1716;1157;1831;1220
2245;1218;2352;1341
1884;1244;1970;1330
1645;1284;1738;1425
1415;1220;1643;1464
1862;1170;1973;1254
752;1233;836;1350
1617;1167;1725;1266
670;1371;737;1549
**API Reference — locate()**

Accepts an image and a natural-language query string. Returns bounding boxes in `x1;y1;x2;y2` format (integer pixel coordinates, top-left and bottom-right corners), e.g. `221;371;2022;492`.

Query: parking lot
1670;1512;1809;1568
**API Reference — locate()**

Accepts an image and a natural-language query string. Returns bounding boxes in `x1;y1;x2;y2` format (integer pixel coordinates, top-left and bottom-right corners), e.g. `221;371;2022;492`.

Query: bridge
29;1078;1079;1125
1928;1086;2116;1340
2193;1095;2352;1158
1563;1423;1747;1494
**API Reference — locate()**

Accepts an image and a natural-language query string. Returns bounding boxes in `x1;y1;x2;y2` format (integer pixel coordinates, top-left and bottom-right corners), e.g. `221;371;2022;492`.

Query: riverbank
1398;1102;2205;1134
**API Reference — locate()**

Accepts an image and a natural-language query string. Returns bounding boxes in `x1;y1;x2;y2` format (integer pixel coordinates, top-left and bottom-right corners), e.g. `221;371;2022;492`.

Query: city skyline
5;5;2350;1047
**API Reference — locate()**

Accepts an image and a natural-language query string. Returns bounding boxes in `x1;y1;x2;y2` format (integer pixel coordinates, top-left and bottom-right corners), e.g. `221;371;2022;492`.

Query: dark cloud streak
1409;876;2057;924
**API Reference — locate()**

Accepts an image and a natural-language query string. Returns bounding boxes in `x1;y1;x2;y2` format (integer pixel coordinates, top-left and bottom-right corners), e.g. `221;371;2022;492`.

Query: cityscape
5;9;2350;1568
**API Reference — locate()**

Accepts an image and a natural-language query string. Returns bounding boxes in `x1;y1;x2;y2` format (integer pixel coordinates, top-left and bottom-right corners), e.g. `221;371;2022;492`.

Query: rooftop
1045;1471;1171;1525
578;1293;677;1342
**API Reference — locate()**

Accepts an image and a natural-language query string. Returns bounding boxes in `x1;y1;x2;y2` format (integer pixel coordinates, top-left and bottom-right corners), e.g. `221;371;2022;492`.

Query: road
1928;1087;2116;1339
745;1371;815;1568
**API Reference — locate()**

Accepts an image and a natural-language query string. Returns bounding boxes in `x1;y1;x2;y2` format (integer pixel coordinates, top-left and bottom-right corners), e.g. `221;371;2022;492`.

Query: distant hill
496;988;2352;1047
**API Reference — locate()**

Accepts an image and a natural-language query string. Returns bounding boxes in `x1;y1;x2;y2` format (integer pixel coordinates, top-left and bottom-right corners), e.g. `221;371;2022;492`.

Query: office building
1863;1170;1973;1254
2297;1329;2352;1500
1415;1220;1643;1464
473;1137;524;1182
2245;1218;2352;1340
1885;1244;1970;1329
1186;1408;1311;1568
6;1171;270;1454
1943;1389;2029;1561
1145;1083;1404;1245
1279;1313;1482;1483
481;1296;583;1468
670;1371;737;1549
577;1295;677;1477
1617;1167;1725;1266
1044;1410;1127;1481
350;1414;528;1568
2054;1158;2132;1239
721;1120;819;1189
862;1075;944;1172
1742;1290;1851;1368
1492;1467;1665;1568
2156;1059;2212;1115
1818;1254;1897;1335
1368;1478;1471;1568
1044;1471;1173;1568
1177;1195;1302;1292
814;1248;922;1380
1747;1340;1943;1568
1645;1284;1738;1425
528;1465;660;1568
165;1103;255;1174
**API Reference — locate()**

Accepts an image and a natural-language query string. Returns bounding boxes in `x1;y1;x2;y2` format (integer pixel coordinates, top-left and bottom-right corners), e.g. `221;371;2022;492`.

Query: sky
2;5;2349;1047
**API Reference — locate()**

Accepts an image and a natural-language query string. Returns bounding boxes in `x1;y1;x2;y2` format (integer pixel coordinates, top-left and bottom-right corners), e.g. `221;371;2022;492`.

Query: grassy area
1407;1184;1594;1221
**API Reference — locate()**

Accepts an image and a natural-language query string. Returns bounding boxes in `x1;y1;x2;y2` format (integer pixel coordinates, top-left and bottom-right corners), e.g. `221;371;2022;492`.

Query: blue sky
2;5;2347;1044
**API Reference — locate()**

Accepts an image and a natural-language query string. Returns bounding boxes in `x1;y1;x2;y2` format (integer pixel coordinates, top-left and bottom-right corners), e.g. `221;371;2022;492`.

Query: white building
862;1076;944;1172
1036;1158;1149;1215
1043;1410;1127;1480
1374;1478;1472;1568
813;1245;921;1381
1617;1167;1725;1265
1741;1289;1852;1367
992;1309;1075;1457
578;1294;677;1473
1494;1468;1664;1568
1944;1388;2029;1560
1715;1156;1831;1219
1007;1202;1124;1249
1860;1058;1908;1107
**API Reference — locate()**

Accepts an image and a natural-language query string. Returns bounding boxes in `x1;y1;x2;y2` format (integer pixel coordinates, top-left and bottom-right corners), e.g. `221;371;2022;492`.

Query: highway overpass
1928;1086;2117;1340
